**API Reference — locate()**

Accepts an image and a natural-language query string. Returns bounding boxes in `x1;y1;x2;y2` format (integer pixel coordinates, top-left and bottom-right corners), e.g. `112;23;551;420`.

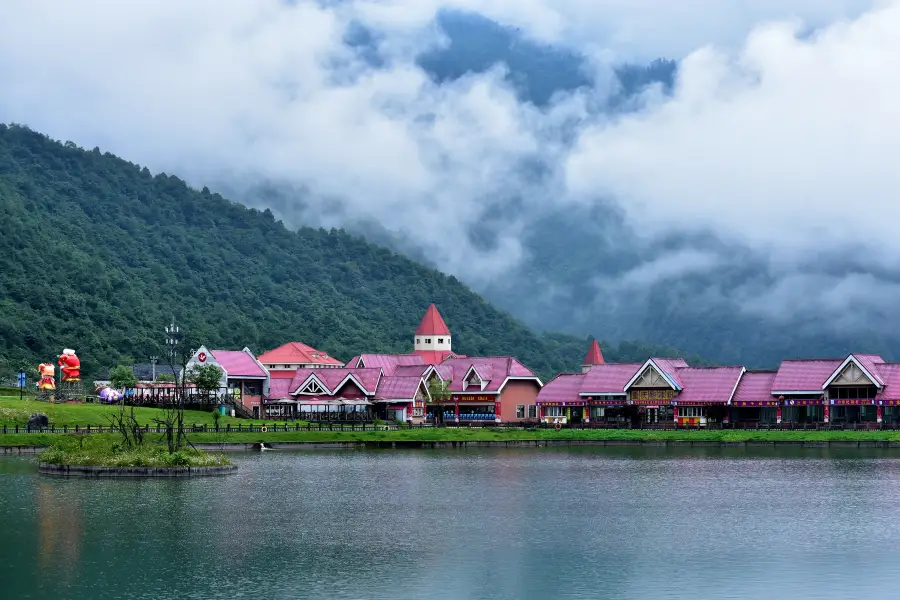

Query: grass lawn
0;395;270;428
6;427;900;447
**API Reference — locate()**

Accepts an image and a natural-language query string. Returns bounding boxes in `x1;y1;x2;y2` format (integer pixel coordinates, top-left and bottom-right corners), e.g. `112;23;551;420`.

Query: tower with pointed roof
582;339;605;373
414;304;452;356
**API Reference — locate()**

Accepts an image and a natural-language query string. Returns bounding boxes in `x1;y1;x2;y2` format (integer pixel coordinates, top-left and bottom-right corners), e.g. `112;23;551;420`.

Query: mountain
0;124;697;381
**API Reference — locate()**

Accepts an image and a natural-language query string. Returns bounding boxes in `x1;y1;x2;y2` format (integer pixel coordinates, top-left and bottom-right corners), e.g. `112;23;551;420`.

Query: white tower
414;304;452;354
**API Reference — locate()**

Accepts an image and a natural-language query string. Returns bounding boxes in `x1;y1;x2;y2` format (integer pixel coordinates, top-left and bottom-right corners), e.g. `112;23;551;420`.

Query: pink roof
289;368;381;395
351;354;425;375
210;350;267;378
415;304;451;335
652;358;688;389
583;340;605;365
580;363;642;394
874;364;900;401
257;342;343;366
375;376;424;400
440;356;540;392
731;371;777;403
414;350;456;364
266;378;294;400
393;365;431;377
674;367;744;404
537;373;584;404
771;359;841;392
849;354;885;386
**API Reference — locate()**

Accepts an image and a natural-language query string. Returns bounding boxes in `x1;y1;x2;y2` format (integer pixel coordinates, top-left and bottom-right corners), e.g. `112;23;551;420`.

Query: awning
387;404;408;410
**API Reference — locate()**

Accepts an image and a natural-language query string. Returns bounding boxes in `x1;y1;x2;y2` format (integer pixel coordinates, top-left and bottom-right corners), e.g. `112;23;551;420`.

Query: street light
18;368;25;402
149;355;158;382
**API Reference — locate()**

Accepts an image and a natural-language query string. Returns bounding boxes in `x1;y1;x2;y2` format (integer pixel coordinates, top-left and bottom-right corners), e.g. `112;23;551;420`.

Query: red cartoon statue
58;349;81;382
37;363;56;391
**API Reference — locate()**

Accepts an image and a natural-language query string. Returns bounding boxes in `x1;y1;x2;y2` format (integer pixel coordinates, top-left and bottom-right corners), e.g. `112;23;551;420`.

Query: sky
0;0;896;330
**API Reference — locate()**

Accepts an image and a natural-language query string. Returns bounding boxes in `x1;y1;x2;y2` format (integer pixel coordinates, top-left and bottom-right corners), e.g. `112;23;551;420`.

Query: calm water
3;446;900;599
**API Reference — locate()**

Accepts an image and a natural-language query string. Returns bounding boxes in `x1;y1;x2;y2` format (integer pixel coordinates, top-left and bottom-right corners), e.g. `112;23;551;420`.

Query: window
243;381;262;396
413;408;424;417
678;407;706;418
545;406;564;417
425;338;432;344
283;364;290;369
528;405;537;418
438;338;444;344
416;338;421;344
516;405;525;418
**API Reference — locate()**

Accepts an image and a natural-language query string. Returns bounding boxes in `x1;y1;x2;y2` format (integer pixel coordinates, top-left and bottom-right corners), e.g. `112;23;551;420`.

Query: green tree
109;365;138;390
427;378;452;425
188;364;223;400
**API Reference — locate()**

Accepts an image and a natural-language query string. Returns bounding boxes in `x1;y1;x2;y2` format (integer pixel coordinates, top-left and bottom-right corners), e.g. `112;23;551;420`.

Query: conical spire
415;304;450;336
583;339;605;368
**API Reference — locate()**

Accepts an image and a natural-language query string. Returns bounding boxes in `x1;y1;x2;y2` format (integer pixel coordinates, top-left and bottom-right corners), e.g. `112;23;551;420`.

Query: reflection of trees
37;482;82;576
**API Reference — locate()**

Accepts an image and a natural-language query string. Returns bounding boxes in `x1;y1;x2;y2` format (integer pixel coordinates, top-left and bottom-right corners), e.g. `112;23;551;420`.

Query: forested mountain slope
0;125;695;380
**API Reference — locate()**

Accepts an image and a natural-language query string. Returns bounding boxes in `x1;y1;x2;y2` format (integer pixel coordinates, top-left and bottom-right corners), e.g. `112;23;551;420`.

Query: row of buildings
112;304;900;426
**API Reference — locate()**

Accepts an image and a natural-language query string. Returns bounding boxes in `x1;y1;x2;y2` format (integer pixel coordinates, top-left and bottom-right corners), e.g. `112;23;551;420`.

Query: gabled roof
537;373;584;404
771;359;842;393
731;370;777;403
822;354;885;389
257;341;344;367
440;356;541;392
583;340;605;366
414;350;457;364
415;304;451;336
674;367;744;404
289;368;382;396
210;349;268;378
624;358;687;392
874;364;900;402
374;376;426;401
349;354;425;375
578;363;642;395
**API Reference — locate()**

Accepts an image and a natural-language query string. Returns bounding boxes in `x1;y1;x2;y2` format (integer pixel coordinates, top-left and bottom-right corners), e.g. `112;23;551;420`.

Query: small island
39;436;235;477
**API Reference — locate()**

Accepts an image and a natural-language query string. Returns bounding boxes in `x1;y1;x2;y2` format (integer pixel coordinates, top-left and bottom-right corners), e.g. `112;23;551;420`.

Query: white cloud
0;0;898;331
566;1;900;270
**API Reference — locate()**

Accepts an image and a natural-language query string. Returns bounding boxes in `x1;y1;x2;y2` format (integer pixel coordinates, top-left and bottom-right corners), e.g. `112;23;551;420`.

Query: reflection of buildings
37;482;82;574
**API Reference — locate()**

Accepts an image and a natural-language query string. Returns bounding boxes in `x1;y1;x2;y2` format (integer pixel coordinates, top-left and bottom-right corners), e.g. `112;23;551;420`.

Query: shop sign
455;394;495;402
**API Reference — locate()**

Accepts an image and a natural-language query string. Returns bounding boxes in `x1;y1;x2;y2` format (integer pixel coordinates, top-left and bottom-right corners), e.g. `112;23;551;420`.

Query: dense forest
0;125;697;381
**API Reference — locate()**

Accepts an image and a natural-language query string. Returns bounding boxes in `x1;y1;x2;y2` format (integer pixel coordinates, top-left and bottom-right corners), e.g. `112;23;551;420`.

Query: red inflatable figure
58;349;81;382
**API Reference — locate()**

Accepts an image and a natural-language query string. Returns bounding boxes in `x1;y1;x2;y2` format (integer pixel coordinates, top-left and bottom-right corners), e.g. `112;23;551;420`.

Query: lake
3;446;900;599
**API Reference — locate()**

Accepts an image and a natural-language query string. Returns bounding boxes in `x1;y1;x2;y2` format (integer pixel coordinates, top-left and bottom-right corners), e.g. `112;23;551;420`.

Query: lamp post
18;368;25;402
150;355;158;382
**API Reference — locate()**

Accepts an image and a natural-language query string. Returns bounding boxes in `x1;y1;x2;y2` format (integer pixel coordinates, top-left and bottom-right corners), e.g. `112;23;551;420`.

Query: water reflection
3;447;900;599
37;482;83;576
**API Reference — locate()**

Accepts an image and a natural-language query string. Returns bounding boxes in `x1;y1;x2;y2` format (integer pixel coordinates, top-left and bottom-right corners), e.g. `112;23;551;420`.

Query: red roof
210;350;267;378
580;363;642;394
415;304;450;336
674;367;743;404
771;359;841;392
583;340;605;365
257;341;343;367
731;371;777;403
537;373;585;404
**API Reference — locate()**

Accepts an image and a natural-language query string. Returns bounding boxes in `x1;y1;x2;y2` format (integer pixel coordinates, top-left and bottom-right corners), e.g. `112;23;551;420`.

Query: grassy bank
7;428;900;447
0;396;270;428
39;436;231;467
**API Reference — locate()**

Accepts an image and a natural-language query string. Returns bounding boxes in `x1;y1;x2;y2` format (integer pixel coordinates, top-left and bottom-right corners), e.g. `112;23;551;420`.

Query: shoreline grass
8;428;900;447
